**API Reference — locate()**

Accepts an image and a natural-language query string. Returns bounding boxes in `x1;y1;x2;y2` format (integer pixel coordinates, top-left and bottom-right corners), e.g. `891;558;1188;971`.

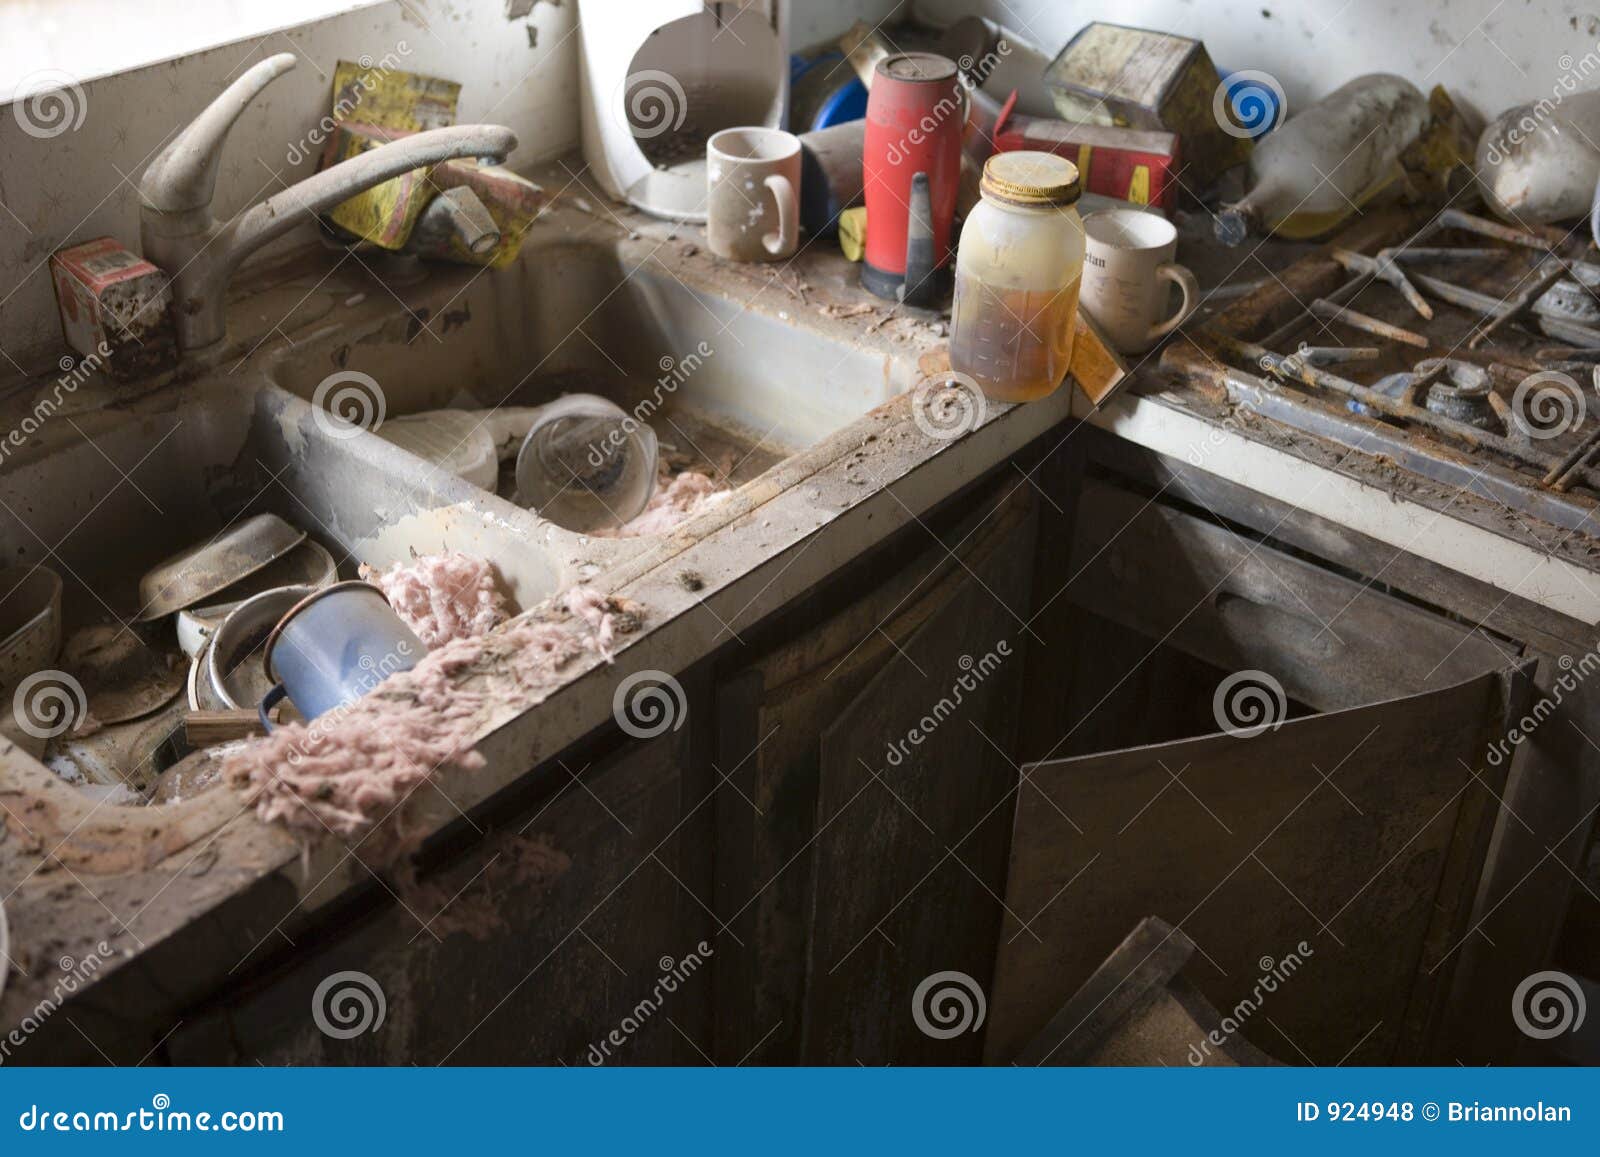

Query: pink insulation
222;585;638;847
595;465;730;539
360;552;507;648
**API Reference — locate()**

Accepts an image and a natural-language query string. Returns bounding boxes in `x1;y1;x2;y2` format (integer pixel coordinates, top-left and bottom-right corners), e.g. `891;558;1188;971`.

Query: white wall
912;0;1600;120
0;0;577;365
8;0;1588;369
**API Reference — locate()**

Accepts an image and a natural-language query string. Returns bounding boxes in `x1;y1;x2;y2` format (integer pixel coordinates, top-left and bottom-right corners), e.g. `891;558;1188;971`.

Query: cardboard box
49;238;177;380
993;94;1181;210
1043;23;1249;188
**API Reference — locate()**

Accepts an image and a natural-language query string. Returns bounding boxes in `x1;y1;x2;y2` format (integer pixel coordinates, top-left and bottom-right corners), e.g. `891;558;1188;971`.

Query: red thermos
861;53;966;305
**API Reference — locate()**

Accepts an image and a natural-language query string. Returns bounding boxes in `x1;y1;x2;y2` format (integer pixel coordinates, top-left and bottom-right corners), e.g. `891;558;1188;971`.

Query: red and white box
50;237;177;379
991;92;1182;211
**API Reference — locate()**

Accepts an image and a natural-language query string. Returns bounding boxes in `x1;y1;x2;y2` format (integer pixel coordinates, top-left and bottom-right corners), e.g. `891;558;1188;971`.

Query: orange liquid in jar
949;273;1081;403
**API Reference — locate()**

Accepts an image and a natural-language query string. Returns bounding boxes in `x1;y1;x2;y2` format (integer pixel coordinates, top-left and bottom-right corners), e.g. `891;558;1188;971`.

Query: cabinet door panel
987;667;1532;1065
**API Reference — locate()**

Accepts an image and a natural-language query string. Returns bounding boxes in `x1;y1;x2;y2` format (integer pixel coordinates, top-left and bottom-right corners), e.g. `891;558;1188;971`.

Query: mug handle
1146;262;1200;342
762;173;797;256
259;682;288;734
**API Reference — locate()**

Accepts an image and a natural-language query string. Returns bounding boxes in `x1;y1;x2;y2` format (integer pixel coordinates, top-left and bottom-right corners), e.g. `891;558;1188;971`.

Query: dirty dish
514;394;658;533
0;565;63;687
207;585;316;711
174;539;338;658
187;638;227;713
62;623;183;725
136;513;307;622
375;411;499;490
264;581;424;722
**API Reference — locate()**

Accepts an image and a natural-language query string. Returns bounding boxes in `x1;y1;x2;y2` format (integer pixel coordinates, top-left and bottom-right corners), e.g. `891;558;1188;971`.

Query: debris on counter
593;464;732;539
1043;23;1248;187
360;552;508;648
817;302;877;320
49;238;178;381
222;584;640;846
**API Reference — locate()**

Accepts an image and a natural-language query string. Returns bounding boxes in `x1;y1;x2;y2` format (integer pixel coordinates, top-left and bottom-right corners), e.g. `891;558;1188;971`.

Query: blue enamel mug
260;580;425;728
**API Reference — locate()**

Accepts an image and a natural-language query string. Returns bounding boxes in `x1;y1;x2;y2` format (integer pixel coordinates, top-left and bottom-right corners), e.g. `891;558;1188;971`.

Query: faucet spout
227;124;519;261
139;54;519;352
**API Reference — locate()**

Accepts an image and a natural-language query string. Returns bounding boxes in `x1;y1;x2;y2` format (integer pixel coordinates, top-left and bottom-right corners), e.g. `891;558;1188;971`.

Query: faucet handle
140;52;298;214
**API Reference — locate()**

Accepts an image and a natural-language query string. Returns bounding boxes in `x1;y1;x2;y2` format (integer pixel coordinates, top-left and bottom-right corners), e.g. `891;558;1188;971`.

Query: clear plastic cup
513;394;658;533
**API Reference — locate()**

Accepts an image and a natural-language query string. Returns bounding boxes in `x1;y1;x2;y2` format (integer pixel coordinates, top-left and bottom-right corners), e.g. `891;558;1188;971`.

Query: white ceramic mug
1080;209;1199;354
707;127;800;262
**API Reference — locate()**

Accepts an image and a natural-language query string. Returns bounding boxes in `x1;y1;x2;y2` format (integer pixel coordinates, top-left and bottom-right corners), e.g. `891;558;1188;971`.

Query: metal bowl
207;585;316;710
175;539;338;658
136;513;306;622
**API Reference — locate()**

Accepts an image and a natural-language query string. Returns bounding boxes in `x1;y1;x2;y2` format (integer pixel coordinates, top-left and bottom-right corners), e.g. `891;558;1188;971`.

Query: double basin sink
0;196;928;798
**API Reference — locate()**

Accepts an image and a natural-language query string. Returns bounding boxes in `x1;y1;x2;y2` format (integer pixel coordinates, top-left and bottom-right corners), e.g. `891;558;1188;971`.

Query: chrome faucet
139;53;517;351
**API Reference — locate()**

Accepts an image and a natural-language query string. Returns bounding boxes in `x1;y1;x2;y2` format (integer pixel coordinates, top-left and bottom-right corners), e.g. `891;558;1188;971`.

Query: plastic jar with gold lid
949;151;1084;403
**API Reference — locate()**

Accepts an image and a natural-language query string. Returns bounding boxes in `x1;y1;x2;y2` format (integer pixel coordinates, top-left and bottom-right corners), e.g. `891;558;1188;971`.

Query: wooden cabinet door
712;484;1037;1064
987;666;1533;1066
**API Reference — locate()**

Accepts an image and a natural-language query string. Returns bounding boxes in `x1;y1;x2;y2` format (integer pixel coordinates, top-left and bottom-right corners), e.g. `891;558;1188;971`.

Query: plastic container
1216;74;1429;245
950;151;1084;403
514;394;659;533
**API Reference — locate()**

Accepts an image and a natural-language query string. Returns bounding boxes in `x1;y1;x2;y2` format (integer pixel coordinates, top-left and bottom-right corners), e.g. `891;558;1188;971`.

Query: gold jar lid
980;151;1081;207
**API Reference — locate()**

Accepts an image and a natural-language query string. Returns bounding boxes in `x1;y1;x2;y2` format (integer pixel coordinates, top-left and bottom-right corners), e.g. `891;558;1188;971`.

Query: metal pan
0;565;62;687
136;514;306;622
175;539;338;658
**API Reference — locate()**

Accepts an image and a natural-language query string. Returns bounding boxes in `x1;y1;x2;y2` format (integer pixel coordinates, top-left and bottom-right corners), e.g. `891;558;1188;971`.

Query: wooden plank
987;671;1518;1065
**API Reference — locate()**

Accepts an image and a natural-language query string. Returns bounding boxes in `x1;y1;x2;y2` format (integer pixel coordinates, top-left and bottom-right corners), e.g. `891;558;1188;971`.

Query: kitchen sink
0;198;935;799
268;204;918;526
